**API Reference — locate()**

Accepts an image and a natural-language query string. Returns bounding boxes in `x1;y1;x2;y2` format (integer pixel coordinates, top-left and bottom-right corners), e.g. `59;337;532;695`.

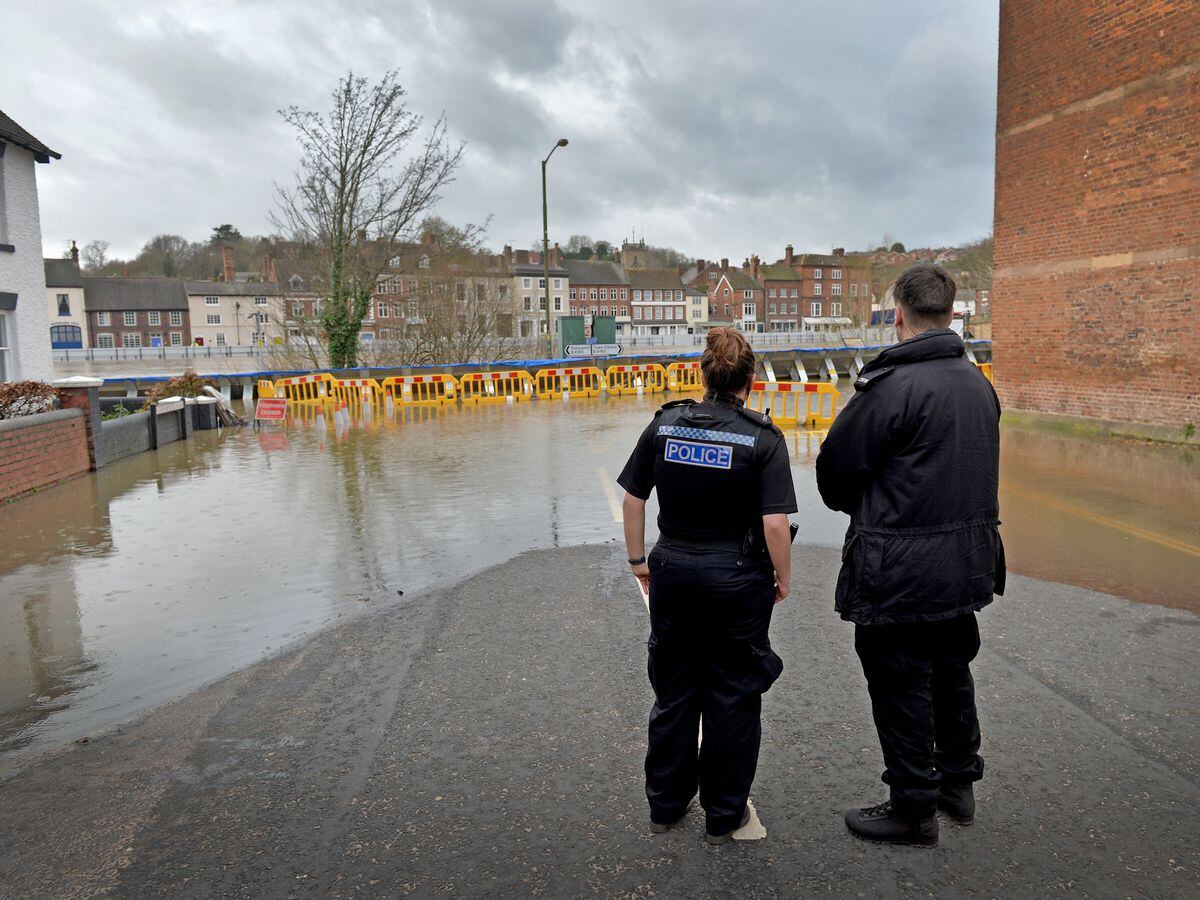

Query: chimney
741;258;750;271
833;247;845;257
751;254;760;281
503;244;513;260
262;253;279;284
70;240;79;266
221;245;236;283
696;258;706;274
785;244;794;268
720;257;729;271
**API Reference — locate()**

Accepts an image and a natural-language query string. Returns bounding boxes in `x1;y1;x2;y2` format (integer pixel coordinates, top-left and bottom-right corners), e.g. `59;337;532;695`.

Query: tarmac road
0;543;1196;897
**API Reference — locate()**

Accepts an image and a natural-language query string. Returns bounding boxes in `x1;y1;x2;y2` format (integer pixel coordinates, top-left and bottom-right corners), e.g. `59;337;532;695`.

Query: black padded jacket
815;329;1006;625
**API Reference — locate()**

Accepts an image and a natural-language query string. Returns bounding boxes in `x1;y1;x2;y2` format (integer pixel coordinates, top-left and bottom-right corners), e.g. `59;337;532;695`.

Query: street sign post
565;343;622;358
254;397;288;421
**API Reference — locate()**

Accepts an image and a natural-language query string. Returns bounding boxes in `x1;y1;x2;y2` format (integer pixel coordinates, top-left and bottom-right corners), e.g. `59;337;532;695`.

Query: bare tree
80;239;109;272
272;69;464;369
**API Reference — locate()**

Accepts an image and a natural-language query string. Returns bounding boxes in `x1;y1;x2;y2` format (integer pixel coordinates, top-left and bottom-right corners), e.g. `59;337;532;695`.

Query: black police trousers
645;543;783;835
854;612;985;818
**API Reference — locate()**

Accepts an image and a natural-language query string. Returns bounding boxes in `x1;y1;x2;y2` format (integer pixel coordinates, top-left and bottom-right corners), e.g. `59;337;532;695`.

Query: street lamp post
542;138;568;358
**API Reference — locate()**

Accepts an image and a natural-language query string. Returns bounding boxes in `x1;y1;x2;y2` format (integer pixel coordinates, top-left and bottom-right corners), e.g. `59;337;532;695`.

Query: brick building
82;278;191;349
563;259;631;337
709;264;764;333
993;1;1199;430
628;268;686;337
791;249;871;331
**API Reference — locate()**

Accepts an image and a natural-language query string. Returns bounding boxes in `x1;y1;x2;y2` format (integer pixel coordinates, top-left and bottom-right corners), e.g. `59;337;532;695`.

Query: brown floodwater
1;393;1196;765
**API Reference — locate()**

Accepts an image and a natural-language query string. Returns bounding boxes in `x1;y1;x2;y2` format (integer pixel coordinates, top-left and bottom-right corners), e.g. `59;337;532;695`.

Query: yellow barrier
458;369;535;403
747;381;839;428
534;366;605;399
257;379;276;399
330;377;383;405
976;362;994;384
666;361;703;392
273;372;335;403
380;374;458;406
606;363;667;396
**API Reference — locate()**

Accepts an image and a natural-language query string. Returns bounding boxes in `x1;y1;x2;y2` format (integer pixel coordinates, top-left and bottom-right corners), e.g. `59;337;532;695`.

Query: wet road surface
1;394;1197;765
0;544;1195;897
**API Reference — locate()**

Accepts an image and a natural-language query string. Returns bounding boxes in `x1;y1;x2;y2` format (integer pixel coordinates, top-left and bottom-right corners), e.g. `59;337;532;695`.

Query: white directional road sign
565;344;622;357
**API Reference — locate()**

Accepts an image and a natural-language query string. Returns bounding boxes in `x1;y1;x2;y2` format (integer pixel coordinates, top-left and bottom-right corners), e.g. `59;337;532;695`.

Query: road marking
1005;483;1200;559
597;466;622;523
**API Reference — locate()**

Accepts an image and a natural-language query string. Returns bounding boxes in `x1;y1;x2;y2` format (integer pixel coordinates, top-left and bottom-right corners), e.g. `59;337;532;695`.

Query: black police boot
704;805;751;845
937;785;975;825
845;800;938;848
649;802;692;834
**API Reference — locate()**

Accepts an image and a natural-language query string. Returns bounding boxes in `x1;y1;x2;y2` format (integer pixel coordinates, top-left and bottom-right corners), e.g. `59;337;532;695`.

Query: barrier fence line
666;361;703;392
379;374;458;406
606;363;667;396
458;370;536;404
274;372;335;403
534;366;605;399
747;381;839;428
330;377;384;406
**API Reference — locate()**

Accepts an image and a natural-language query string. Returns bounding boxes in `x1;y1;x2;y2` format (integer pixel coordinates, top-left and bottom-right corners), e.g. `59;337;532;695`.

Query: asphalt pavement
0;543;1196;897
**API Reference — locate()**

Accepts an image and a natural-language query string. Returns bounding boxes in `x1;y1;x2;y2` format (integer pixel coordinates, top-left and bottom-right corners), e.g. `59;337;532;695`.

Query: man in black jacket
816;263;1005;848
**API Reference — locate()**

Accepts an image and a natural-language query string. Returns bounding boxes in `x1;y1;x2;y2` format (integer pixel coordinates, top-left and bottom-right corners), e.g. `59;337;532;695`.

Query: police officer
618;327;797;844
816;263;1005;848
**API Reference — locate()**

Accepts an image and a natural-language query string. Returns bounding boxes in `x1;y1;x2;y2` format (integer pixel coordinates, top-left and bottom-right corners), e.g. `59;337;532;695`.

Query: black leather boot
937;785;975;825
845;800;938;847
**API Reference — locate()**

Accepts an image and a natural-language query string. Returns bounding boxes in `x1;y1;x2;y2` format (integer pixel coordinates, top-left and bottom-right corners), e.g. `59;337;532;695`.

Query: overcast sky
3;0;999;263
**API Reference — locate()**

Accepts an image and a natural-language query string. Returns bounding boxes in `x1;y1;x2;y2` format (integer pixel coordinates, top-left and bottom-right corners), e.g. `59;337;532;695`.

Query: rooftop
44;258;82;289
185;281;280;297
561;260;629;285
0;109;60;163
627;268;685;292
82;277;190;312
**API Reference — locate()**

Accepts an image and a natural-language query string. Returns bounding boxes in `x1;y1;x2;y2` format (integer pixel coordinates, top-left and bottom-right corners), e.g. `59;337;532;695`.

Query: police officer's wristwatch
627;555;646;566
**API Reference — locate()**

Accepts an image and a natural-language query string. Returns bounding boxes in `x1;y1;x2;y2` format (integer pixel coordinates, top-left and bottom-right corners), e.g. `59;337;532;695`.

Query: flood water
2;393;1197;765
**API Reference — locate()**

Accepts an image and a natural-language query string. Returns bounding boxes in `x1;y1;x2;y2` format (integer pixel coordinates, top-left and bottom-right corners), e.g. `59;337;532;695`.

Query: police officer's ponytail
701;327;756;401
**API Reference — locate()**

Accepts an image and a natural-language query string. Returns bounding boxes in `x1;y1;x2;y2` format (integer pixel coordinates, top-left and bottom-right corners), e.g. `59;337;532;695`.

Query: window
814;283;822;296
215;333;226;347
123;311;137;326
676;291;683;301
170;310;182;326
863;283;869;297
378;302;389;318
851;283;858;296
723;304;729;316
600;306;608;316
621;289;628;300
539;297;547;311
206;313;221;325
723;288;730;298
633;290;642;301
569;288;577;300
553;279;561;289
50;324;83;348
97;333;114;349
523;277;531;289
790;288;798;297
743;303;755;318
254;296;268;307
769;302;777;314
122;332;141;348
791;302;798;314
538;278;546;289
170;332;182;347
813;268;822;279
523;296;532;311
590;289;598;301
832;283;842;296
97;311;111;325
205;296;220;306
148;310;161;326
654;307;663;320
57;293;70;316
498;285;508;301
832;302;843;316
599;289;608;301
810;302;822;316
554;297;562;312
832;269;842;279
633;307;642;320
769;288;776;298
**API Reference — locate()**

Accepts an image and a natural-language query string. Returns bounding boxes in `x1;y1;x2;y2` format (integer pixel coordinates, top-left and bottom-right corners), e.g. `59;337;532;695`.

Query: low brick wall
0;409;91;504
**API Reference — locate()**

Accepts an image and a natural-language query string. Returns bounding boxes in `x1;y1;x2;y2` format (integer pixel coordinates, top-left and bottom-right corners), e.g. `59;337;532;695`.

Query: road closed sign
255;397;288;420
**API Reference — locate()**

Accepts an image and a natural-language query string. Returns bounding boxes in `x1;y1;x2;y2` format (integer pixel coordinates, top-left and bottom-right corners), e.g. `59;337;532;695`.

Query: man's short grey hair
892;263;956;324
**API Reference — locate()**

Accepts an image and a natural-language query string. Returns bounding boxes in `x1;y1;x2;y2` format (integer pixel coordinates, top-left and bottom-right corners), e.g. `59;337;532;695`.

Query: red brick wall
0;411;92;504
993;0;1200;428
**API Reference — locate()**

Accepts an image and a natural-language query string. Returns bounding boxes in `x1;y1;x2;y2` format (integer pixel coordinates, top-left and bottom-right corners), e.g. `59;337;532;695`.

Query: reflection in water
1;394;1196;764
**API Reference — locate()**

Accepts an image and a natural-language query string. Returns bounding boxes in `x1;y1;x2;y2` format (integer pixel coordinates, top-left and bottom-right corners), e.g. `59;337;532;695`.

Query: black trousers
854;613;985;818
645;544;783;834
